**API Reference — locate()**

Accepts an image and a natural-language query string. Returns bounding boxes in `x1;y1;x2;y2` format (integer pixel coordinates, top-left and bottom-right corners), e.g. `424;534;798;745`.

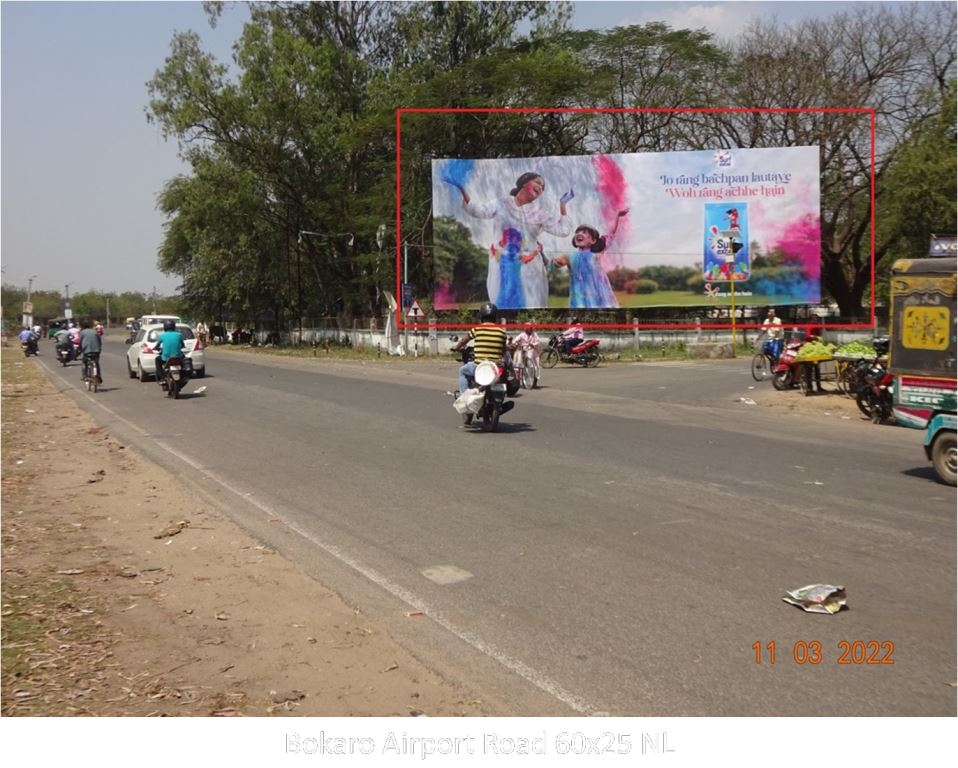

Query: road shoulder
1;350;488;716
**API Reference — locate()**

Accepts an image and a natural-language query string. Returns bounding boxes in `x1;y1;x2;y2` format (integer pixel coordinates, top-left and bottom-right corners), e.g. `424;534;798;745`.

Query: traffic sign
406;300;424;319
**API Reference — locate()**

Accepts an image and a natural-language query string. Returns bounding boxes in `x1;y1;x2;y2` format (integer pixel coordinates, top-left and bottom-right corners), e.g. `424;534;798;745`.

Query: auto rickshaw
887;239;957;485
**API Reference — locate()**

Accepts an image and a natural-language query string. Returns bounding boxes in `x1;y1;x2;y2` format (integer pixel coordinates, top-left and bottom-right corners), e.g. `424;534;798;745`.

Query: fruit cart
793;354;838;396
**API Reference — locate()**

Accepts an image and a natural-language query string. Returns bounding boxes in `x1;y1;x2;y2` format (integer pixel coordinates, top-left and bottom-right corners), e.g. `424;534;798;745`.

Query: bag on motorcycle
453;388;484;415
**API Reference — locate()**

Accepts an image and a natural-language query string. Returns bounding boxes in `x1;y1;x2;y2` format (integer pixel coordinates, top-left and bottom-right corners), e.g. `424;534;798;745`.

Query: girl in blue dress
553;209;628;309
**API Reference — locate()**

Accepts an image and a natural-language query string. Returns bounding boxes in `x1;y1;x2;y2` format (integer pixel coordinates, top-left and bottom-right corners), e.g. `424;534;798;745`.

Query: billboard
431;146;820;310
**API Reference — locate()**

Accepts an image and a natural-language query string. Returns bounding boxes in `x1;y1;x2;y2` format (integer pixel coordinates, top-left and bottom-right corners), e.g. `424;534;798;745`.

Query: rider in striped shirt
452;302;507;394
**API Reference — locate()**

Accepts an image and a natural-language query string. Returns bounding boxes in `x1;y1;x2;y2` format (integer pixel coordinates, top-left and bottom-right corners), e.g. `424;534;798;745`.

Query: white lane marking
69;386;595;715
421;565;474;585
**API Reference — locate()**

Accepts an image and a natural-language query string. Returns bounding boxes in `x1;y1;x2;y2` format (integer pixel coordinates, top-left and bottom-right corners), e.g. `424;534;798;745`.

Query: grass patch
213;339;451;363
1;349;114;715
1;577;108;715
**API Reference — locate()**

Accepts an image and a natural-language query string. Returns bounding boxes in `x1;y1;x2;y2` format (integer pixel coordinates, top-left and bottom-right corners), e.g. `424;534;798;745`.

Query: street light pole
298;229;354;325
23;274;37;328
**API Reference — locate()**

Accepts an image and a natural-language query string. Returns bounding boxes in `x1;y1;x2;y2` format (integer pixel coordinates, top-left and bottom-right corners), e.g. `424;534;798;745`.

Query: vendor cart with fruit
831;341;882;397
791;341;839;396
887;250;956;486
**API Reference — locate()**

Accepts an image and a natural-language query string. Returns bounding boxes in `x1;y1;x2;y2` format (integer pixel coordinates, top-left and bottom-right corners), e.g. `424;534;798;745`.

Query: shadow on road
462;421;535;434
900;465;943;484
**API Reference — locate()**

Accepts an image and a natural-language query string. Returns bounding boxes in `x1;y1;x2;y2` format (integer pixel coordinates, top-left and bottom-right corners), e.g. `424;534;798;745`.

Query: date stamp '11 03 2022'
753;640;896;665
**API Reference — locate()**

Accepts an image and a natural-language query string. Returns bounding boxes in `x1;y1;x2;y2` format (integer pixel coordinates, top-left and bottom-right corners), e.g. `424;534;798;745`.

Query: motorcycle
450;341;516;432
456;344;521;397
20;336;39;357
541;335;602;368
453;358;515;432
855;339;893;423
56;340;76;366
771;340;804;391
159;355;193;399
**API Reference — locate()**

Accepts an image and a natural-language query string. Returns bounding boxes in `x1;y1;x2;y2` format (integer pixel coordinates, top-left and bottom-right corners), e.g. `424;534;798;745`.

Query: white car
137;314;181;327
126;323;206;381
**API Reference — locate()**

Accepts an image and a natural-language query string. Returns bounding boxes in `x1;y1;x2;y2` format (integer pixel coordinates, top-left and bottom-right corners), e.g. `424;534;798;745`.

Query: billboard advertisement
431;146;820;310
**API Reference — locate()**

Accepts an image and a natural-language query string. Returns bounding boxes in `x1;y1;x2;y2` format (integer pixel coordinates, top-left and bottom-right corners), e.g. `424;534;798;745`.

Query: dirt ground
1;349;873;718
1;351;488;717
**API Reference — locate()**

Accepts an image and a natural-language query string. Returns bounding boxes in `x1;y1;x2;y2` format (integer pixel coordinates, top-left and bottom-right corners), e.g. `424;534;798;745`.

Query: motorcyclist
561;316;584;356
54;326;74;361
510;321;541;386
452;302;508;395
78;319;103;384
19;327;38;354
153;319;186;384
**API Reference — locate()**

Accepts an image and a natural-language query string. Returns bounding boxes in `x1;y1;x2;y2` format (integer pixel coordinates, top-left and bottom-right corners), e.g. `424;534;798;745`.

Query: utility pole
23;274;38;328
152;286;157;313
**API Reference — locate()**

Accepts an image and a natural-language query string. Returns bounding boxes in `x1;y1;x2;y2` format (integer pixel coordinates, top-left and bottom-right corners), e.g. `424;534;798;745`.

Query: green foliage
0;284;175;330
626;278;659;294
432;217;488;304
875;80;957;302
143;1;954;326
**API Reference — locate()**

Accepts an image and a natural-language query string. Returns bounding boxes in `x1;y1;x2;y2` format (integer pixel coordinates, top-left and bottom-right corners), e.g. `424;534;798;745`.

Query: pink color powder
773;214;820;273
592;155;630;270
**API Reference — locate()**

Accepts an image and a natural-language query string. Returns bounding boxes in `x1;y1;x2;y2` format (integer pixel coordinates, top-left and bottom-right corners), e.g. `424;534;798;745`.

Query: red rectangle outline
396;107;876;331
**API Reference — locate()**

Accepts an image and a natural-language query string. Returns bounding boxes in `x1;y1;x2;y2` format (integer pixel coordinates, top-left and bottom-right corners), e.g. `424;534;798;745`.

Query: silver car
126;323;206;381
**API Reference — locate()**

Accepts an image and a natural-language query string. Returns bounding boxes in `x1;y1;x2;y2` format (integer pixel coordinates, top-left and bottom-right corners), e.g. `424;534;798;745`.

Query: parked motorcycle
771;340;803;391
541;335;602;368
855;338;893;423
159;356;193;399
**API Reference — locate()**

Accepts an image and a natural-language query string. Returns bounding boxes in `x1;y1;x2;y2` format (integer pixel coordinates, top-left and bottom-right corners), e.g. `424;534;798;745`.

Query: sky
1;1;900;297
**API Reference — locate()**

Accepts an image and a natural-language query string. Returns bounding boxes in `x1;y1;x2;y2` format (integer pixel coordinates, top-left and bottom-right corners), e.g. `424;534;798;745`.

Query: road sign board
406;300;424;319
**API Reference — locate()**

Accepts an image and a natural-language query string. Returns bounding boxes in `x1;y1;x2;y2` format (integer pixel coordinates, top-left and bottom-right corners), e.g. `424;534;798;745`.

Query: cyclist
78;319;103;384
760;307;783;361
510;321;541;387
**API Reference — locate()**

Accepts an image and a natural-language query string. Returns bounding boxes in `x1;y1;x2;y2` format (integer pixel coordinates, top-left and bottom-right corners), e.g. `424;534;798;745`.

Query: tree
718;2;956;315
875;79;957;301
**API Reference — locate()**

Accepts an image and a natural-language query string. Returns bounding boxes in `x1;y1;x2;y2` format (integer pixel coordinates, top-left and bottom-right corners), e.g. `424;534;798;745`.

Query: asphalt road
36;336;956;716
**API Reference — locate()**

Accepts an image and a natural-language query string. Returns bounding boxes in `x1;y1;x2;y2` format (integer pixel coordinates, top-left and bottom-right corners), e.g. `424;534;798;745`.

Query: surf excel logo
714;149;733;169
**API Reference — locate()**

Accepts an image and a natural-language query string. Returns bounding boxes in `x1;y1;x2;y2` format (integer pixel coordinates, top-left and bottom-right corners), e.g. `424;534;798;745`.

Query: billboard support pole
728;270;735;357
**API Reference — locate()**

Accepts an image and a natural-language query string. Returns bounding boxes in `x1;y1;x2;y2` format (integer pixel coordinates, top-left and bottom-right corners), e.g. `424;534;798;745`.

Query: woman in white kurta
451;172;572;309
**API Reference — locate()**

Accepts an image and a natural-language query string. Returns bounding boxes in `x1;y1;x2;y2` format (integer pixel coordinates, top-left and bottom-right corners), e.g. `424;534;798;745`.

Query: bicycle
82;353;100;393
512;346;540;389
750;336;781;382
